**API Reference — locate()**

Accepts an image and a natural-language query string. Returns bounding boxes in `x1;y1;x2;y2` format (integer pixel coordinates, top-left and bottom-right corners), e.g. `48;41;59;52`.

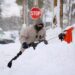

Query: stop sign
30;7;42;20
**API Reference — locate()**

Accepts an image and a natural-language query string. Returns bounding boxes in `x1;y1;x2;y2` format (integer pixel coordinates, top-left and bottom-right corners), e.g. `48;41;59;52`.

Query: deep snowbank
0;27;75;75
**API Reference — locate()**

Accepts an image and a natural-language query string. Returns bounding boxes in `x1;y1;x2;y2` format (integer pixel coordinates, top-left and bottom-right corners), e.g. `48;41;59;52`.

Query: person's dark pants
7;42;38;68
7;40;48;68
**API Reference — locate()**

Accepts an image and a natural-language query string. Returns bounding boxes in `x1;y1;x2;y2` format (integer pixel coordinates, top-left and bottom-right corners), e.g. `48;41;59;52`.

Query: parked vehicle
0;28;14;44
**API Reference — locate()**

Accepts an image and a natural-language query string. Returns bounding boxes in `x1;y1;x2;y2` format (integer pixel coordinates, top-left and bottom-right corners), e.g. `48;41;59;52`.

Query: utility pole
52;0;54;28
68;0;71;26
60;0;63;28
33;0;39;24
56;0;60;27
22;0;27;27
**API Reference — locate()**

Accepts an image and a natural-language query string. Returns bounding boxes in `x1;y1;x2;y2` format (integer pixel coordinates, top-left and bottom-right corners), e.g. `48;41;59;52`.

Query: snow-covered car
0;28;14;44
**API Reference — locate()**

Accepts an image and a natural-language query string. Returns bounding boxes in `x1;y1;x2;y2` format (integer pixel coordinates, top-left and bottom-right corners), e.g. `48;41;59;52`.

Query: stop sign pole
30;7;42;20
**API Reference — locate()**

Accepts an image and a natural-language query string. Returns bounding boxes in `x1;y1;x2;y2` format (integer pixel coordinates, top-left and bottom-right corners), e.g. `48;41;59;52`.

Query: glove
22;42;29;49
30;42;38;50
58;33;66;41
43;40;48;45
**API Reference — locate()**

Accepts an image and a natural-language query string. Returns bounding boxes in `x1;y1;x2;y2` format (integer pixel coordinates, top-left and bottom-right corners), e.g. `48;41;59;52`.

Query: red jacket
64;27;74;43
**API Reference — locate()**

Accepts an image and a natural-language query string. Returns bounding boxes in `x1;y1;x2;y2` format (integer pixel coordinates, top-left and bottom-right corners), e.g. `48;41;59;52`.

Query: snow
43;7;58;23
0;27;75;75
0;0;75;75
43;10;53;22
1;0;21;18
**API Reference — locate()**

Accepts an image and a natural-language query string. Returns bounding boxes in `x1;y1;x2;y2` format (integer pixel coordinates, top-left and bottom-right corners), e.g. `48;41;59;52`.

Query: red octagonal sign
30;7;42;20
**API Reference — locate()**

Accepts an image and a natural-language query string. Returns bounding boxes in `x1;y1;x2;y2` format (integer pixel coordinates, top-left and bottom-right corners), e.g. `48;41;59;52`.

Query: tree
60;0;63;28
16;0;22;5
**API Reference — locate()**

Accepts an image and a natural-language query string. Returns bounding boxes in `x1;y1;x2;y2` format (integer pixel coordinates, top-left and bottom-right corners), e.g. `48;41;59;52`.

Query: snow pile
0;27;75;75
63;24;75;30
1;0;21;18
